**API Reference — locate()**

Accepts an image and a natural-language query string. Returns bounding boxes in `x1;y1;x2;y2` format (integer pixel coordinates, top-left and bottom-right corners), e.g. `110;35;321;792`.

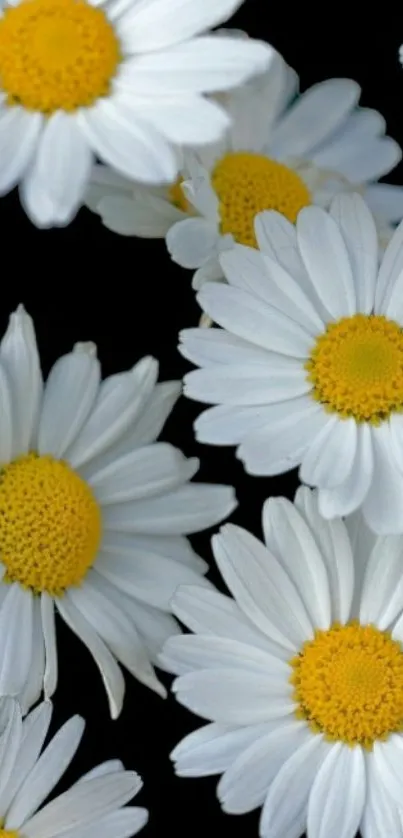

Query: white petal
380;263;403;322
0;109;43;196
359;535;403;629
67;577;165;696
76;761;125;783
38;345;100;457
0;702;52;815
127;94;230;146
5;715;85;830
294;487;354;624
218;721;310;814
160;634;290;679
193;402;296;447
22;772;140;838
318;423;374;518
0;699;23;807
112;0;251;50
269;79;360;159
300;416;358;490
171;722;271;778
197;283;312;357
48;807;148;838
173;667;293;725
171;585;289;659
310;107;386;168
116;37;271;95
95;192;182;237
212;524;313;651
96;541;209;608
181;328;271;369
181;158;219;218
133;605;179;669
238;397;328;477
372;736;403;808
297;206;356;319
66;356;158;469
375;218;403;313
41;595;58;700
102;483;236;535
362;424;403;535
167;218;220;269
77;381;181;477
101;530;207;573
22;114;92;227
184;362;309;406
254;211;316;303
329;193;378;314
262;497;331;629
56;598;125;719
77;101;177;184
307;743;365;838
0;363;13;461
361;754;402;838
220;246;324;335
19;598;45;715
333;137;401;184
259;735;331;838
0;306;43;455
346;510;377;619
365;183;403;223
87;443;198;504
0;585;34;697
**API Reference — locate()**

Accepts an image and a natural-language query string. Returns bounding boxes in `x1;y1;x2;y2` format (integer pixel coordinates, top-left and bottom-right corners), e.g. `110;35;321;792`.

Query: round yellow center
290;622;403;748
306;314;403;424
168;178;190;213
0;453;102;595
0;0;121;113
211;152;311;247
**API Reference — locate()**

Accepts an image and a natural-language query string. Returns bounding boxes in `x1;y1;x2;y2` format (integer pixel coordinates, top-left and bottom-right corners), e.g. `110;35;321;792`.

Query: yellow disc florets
290;622;403;749
0;0;121;113
211;151;311;247
0;453;102;596
306;313;403;423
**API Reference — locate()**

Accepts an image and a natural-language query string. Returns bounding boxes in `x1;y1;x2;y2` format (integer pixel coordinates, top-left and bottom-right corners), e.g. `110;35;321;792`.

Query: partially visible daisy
180;192;403;535
0;697;147;838
0;305;236;718
0;0;272;228
162;488;403;838
166;50;403;290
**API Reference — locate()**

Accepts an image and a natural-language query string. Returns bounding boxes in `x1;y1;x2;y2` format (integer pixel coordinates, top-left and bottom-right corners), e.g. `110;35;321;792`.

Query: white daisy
0;0;272;228
166;50;403;291
0;305;236;718
0;697;147;838
162;488;403;838
180;192;403;535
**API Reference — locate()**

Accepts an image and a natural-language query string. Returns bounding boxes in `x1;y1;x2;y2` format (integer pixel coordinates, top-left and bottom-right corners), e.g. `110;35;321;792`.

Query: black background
1;4;401;837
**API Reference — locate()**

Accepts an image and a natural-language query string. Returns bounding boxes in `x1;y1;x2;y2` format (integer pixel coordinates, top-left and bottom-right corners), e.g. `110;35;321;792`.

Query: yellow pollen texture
290;622;403;749
0;830;18;838
168;178;190;213
306;313;403;423
211;152;311;247
0;453;102;596
0;0;121;113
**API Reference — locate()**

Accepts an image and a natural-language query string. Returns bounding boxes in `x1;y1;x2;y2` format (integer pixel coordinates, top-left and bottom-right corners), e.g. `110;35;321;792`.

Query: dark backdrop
1;4;401;837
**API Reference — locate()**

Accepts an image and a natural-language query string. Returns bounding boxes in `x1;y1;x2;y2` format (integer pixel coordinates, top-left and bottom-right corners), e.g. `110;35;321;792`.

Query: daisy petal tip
73;341;98;358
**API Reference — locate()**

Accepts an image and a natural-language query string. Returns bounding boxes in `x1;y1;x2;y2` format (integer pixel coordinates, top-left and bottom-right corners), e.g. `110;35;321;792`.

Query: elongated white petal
0;306;43;455
307;743;365;838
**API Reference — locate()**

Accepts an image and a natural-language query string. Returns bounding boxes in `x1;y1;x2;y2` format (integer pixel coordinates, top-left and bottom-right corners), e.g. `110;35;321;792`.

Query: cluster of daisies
3;0;403;836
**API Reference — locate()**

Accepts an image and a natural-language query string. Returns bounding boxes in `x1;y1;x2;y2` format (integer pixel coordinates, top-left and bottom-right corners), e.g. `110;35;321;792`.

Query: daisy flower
166;50;403;291
180;192;403;535
0;305;236;718
0;697;147;838
162;488;403;838
0;0;272;228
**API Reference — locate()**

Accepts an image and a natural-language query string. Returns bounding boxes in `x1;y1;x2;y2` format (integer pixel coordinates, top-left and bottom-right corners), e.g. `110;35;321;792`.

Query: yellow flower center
168;178;190;213
0;0;121;113
0;830;18;838
211;152;311;247
290;622;403;749
306;313;403;424
0;453;102;596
